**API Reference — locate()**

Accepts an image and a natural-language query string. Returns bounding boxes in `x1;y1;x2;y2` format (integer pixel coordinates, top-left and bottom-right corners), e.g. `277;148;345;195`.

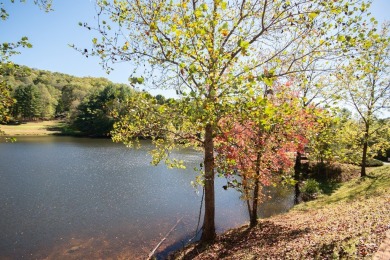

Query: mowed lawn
0;121;64;136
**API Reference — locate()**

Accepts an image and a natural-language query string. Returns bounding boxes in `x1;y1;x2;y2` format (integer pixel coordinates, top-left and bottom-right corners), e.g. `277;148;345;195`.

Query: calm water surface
0;136;293;259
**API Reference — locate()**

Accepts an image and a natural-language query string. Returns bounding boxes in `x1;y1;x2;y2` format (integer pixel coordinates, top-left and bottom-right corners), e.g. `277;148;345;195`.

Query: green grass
295;165;390;211
318;180;342;195
0;120;81;136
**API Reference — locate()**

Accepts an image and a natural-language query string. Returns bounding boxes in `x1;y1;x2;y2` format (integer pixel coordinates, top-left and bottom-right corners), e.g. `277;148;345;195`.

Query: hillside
173;166;390;259
1;64;132;121
1;64;143;136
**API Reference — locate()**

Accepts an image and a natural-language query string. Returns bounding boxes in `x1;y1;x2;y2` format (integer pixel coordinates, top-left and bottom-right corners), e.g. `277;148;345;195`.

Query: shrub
301;179;321;202
309;162;342;182
364;158;384;167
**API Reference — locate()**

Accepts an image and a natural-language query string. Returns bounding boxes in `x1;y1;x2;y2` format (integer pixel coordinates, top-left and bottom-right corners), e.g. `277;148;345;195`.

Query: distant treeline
2;64;170;136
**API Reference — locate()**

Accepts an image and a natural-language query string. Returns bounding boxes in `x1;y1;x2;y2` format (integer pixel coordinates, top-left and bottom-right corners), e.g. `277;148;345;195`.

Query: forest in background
0;64;170;136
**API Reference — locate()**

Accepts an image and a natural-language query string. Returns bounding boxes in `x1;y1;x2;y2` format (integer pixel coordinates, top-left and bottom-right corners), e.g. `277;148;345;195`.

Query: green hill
2;64;132;121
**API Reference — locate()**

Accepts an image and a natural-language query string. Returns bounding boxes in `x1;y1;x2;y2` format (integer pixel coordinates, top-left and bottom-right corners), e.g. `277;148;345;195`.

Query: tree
284;8;382;201
12;84;41;120
83;0;370;242
0;0;53;140
339;23;390;177
73;85;132;136
0;63;14;125
215;85;314;227
56;84;86;117
287;48;353;204
334;115;390;166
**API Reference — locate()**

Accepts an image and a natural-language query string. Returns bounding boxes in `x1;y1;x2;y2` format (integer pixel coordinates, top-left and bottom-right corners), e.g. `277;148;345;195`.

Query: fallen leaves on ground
172;166;390;259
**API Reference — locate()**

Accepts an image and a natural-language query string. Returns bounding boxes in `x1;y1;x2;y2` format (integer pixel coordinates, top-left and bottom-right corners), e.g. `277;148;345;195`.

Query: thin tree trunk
294;152;301;205
250;179;260;227
242;174;253;222
361;131;369;177
250;151;262;227
246;199;253;222
200;123;216;243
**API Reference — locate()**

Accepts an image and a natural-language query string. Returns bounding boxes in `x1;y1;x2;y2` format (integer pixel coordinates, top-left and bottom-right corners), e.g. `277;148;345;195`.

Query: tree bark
250;179;260;227
250;152;262;227
361;131;369;177
246;199;253;223
293;152;301;205
242;174;254;223
201;123;216;243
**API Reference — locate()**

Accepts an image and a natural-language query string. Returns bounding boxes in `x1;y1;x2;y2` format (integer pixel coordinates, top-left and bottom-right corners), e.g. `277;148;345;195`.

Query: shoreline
170;165;390;259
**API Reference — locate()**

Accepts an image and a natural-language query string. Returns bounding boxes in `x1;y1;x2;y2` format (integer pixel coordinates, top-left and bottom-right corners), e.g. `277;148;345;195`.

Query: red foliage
215;85;316;198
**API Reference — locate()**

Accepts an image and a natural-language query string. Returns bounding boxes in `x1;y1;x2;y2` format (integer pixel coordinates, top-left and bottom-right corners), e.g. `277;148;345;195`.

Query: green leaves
149;22;157;31
200;3;208;11
1;7;9;21
238;39;249;50
308;12;319;21
362;40;372;49
221;1;227;10
263;77;274;87
336;23;390;173
129;77;144;84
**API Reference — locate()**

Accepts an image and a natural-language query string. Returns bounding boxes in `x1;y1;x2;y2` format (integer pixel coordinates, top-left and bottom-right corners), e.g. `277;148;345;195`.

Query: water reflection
0;137;293;259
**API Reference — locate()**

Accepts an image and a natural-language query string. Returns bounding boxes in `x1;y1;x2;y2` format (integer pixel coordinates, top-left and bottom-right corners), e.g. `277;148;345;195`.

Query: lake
0;136;294;259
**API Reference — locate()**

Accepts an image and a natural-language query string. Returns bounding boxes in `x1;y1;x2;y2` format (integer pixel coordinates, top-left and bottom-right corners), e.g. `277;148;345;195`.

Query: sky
1;0;390;97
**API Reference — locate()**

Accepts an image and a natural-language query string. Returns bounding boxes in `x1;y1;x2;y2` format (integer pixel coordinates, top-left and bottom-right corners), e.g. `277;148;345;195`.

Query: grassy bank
173;166;390;259
0;120;79;136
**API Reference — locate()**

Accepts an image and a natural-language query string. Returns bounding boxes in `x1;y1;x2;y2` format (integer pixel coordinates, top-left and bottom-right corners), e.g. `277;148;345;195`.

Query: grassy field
0;120;67;136
295;165;390;211
173;165;390;259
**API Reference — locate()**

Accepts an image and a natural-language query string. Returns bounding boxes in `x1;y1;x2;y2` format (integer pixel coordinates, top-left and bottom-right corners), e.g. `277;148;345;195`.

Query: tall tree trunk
294;152;301;205
250;179;260;227
361;131;369;177
250;152;262;227
201;123;216;243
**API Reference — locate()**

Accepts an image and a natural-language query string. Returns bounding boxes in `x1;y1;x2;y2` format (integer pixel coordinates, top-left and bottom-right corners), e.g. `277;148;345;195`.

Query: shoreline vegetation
170;165;390;259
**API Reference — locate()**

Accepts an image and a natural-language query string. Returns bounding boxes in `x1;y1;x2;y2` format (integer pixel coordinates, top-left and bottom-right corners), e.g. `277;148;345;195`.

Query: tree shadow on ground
318;181;342;195
46;123;83;136
177;221;311;259
322;170;389;206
